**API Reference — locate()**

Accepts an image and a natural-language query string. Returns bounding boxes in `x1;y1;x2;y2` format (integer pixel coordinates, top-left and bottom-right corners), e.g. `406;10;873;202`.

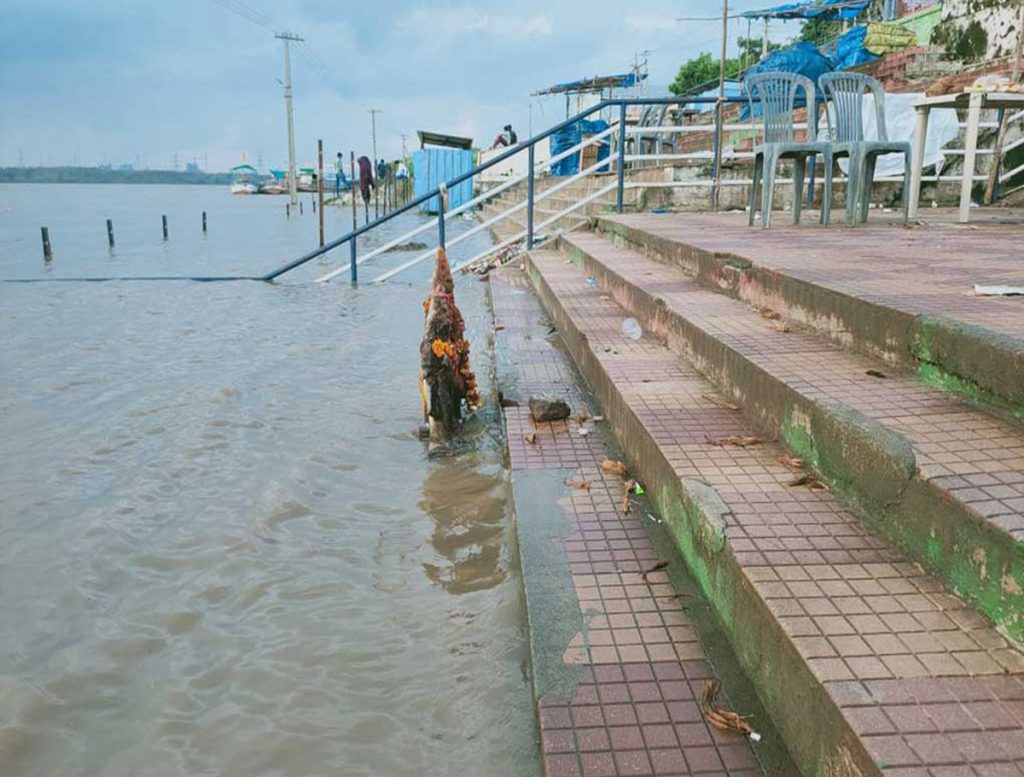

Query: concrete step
559;229;1024;644
524;244;1024;777
594;214;1024;415
476;201;588;245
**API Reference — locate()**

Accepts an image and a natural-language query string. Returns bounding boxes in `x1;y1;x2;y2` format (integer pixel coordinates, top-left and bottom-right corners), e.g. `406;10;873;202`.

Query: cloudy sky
1;0;799;171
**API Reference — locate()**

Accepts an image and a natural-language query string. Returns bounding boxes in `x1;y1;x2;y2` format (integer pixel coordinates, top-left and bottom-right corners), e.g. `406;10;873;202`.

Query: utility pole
276;31;304;207
368;109;381;218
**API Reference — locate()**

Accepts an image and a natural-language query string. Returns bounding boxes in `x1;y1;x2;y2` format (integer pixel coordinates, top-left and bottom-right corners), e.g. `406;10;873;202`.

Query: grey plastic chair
744;72;832;228
818;72;911;225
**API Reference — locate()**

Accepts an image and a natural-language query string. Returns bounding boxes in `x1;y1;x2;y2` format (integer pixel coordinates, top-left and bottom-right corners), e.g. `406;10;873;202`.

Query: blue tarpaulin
833;25;879;69
549;119;611;176
741;42;835;118
685;80;744;113
741;0;870;20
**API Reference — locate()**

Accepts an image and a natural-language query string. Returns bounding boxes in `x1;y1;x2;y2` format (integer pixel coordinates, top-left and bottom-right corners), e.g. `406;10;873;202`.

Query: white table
909;91;1024;222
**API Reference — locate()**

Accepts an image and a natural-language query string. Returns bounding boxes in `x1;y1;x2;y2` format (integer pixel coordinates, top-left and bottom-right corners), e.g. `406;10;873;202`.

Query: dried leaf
576;407;590;424
700;680;754;737
524;432;538;445
787;471;827;491
494;324;505;331
758;306;781;321
602;459;628;477
568;479;592;490
786;473;810;487
778;454;805;470
622;479;636;513
865;369;888;379
701;393;741;411
709;435;764;448
772;320;791;333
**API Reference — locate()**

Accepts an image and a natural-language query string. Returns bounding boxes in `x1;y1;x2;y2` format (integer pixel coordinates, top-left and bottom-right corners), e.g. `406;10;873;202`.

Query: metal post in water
350;151;358;284
317;139;325;248
41;226;52;259
286;203;290;218
162;214;168;240
106;219;115;248
299;201;303;215
616;102;627;213
527;144;535;249
202;210;207;233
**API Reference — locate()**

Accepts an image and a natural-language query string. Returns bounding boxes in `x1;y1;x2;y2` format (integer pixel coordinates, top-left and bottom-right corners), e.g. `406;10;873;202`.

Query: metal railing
262;96;739;282
263;97;1024;284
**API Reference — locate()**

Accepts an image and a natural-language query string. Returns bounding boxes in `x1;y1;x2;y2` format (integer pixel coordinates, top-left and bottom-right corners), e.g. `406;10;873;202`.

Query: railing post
527;144;535;249
616;102;627;213
711;100;723;212
350;151;358;284
437;182;447;252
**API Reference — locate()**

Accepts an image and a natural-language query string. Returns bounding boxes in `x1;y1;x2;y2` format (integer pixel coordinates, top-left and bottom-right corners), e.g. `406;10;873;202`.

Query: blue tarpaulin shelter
413;148;474;214
833;25;879;69
534;73;645;96
741;0;870;20
549;119;611;176
686;80;744;113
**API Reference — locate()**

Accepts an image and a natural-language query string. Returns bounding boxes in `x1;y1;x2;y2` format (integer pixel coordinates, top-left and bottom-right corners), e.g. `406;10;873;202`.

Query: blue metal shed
413;148;474;214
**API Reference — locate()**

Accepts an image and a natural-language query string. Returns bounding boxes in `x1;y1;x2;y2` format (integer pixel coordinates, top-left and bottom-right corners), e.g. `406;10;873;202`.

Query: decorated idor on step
419;248;479;443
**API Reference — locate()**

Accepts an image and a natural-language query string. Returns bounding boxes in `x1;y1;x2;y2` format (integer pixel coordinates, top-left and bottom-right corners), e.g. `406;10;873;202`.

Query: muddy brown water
0;184;539;776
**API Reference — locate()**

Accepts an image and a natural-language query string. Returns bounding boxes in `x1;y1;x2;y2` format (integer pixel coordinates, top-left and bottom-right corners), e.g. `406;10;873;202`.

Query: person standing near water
334;152;346;197
357;155;375;221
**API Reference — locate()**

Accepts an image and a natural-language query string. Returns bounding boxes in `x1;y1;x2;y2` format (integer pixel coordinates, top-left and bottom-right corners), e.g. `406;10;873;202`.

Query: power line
209;0;273;30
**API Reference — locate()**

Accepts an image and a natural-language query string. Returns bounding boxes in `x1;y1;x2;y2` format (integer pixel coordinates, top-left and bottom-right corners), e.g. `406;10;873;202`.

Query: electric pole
277;31;304;206
368;109;382;217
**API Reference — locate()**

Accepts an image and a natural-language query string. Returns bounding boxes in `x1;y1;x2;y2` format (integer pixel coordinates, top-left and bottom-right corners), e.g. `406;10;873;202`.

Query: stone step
524;245;1024;777
559;229;1024;645
595;213;1024;417
478;201;589;242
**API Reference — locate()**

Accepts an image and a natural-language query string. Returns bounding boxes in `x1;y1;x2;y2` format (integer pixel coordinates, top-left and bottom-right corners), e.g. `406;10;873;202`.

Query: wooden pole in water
350;151;358;283
202;211;207;233
317;139;325;247
299;200;303;215
162;214;168;240
41;226;52;259
106;219;114;248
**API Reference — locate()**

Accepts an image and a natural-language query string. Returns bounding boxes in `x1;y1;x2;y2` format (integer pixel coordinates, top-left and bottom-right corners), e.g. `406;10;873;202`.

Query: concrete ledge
561;230;1024;644
595;216;1024;419
524;251;880;777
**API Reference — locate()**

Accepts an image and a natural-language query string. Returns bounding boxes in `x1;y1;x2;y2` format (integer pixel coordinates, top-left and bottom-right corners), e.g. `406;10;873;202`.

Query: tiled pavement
523;249;1024;775
559;231;1024;541
602;211;1024;341
492;269;763;776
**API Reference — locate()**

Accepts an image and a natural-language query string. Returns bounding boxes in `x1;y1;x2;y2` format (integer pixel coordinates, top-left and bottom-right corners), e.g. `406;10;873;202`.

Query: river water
0;184;539;776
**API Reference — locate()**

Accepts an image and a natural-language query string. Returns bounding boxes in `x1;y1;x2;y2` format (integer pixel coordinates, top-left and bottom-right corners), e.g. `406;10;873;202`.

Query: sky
0;0;801;171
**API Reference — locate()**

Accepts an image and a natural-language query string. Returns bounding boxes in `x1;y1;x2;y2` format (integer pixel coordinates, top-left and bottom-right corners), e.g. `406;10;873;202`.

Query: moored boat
229;164;259;195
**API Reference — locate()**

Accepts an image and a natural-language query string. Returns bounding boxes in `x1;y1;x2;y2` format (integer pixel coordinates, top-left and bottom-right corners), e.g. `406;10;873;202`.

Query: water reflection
420;452;507;595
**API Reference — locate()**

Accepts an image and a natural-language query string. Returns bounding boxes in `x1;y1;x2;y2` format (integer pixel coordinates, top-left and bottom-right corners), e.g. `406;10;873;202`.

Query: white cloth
818;92;960;177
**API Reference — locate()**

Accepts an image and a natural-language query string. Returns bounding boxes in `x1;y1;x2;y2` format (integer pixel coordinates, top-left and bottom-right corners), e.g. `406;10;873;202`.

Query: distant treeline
0;167;234;185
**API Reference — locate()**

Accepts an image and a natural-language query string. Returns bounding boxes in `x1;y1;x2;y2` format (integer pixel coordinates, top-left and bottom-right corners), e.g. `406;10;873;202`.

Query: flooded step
595;213;1024;417
490;266;798;777
558;229;1024;645
523;245;1024;777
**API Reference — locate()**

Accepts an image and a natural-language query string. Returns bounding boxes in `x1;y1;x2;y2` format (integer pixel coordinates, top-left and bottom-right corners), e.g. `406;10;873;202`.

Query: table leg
959;92;983;223
908;105;929;219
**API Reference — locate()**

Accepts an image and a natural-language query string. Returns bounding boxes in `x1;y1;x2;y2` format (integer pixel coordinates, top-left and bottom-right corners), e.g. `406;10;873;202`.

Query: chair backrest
818;72;889;143
743;72;817;144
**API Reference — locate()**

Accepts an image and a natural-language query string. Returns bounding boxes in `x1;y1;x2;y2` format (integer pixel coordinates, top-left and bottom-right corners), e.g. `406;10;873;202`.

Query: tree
668;52;726;96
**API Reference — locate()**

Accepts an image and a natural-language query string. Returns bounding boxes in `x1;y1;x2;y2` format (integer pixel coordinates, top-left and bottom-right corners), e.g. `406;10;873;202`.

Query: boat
297;166;318;192
229;164;259;195
258;171;285;195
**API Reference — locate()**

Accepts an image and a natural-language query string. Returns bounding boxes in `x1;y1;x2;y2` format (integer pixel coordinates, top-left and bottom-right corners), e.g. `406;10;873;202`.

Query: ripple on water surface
0;184;538;776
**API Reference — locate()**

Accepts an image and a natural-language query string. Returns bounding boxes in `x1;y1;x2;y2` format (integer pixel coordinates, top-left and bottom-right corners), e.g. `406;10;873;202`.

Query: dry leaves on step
524;432;538;445
758;306;781;321
708;435;764;448
701;393;741;411
772;320;791;333
777;454;805;470
567;479;592;490
576;407;589;424
622;479;636;513
494;324;505;331
865;369;888;379
787;472;827;491
700;680;755;738
602;459;628;478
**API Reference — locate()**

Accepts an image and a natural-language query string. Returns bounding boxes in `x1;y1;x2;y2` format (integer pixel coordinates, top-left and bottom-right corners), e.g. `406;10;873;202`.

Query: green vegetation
0;167;233;185
668;38;781;96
